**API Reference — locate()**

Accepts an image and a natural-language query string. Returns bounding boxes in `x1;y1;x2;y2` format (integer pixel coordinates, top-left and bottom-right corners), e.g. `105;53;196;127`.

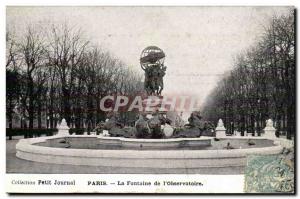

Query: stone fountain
14;47;287;171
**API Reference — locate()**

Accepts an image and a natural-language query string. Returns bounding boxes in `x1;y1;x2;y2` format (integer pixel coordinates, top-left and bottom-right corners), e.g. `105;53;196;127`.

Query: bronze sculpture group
94;46;215;138
96;112;169;139
142;63;166;96
140;46;166;96
95;111;215;139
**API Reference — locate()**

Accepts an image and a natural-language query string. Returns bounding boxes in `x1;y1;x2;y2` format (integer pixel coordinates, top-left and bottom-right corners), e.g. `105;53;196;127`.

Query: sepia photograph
5;6;295;194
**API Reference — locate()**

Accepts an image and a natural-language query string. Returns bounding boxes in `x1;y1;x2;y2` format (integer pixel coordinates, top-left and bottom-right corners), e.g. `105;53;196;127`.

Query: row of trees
201;11;295;139
6;25;143;129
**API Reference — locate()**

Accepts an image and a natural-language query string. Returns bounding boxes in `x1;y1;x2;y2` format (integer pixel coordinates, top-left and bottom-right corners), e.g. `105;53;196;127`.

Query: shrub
6;128;57;139
69;128;85;135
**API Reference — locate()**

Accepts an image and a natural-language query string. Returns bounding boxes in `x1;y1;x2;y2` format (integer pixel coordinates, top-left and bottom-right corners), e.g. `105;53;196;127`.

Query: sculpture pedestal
57;129;69;136
263;128;276;139
263;119;277;139
215;119;226;138
57;118;70;136
216;129;226;138
143;96;167;115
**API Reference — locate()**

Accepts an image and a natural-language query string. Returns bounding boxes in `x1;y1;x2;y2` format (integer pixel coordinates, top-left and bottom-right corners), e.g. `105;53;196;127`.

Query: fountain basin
44;136;213;150
15;135;285;169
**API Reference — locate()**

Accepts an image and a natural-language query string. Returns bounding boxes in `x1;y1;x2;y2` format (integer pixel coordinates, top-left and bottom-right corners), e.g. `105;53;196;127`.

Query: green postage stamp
245;149;294;193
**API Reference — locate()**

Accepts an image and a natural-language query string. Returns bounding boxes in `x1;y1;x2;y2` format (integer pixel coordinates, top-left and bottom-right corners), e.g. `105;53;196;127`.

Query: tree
6;23;144;130
48;25;89;125
202;11;295;139
6;70;20;128
19;26;47;129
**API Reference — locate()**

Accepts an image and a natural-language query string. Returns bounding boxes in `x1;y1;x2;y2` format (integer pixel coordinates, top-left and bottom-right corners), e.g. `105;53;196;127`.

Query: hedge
69;128;85;135
6;128;57;139
6;128;86;139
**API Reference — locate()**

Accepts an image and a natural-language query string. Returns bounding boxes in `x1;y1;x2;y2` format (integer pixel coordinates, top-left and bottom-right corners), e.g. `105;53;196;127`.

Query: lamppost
56;113;60;126
53;113;60;128
257;98;261;136
47;116;50;129
53;114;56;128
224;99;228;132
71;114;75;128
20;117;23;129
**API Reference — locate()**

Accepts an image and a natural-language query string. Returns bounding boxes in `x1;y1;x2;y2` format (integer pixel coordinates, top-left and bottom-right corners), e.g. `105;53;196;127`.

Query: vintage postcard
5;6;295;194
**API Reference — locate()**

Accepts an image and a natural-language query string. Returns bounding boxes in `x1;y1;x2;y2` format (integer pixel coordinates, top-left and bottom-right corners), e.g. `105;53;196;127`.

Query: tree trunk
37;102;42;129
28;78;35;129
28;97;34;129
62;87;71;125
8;99;13;129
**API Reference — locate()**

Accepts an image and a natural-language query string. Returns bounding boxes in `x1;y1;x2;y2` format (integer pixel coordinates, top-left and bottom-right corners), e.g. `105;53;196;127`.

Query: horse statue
135;112;170;139
95;114;136;138
173;112;215;138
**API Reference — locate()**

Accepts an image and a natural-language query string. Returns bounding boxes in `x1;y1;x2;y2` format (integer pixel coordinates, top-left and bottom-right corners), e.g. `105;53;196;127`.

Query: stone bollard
57;118;70;136
102;130;110;137
215;119;226;138
263;119;277;139
90;131;97;136
162;124;174;138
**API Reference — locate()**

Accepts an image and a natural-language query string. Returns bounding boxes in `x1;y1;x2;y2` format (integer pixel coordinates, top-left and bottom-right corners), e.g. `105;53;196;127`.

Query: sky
6;6;292;112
